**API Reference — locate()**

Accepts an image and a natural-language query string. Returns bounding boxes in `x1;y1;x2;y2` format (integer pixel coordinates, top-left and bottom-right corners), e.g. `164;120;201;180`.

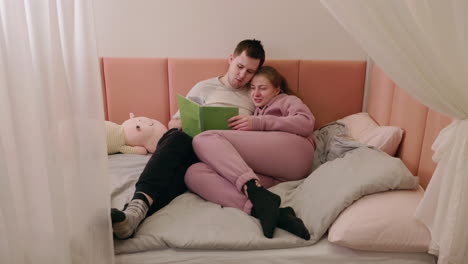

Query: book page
200;106;239;132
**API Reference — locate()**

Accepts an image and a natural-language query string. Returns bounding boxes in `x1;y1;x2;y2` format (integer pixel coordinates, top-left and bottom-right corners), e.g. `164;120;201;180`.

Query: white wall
93;0;367;60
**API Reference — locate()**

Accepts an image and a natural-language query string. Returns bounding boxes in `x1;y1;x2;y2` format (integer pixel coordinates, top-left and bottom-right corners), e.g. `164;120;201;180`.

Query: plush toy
105;113;167;155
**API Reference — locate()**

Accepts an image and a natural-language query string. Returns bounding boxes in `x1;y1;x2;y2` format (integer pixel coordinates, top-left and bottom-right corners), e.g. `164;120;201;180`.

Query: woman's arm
251;96;315;136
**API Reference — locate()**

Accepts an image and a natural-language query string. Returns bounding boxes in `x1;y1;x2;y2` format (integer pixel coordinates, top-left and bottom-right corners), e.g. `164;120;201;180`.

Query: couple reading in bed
111;39;316;241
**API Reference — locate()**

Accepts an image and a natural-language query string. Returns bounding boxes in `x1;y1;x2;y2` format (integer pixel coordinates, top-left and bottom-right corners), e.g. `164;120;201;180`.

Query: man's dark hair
233;39;265;69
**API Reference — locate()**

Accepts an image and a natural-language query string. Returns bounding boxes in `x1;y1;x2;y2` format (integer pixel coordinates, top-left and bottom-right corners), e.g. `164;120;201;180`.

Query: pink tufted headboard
100;58;366;129
100;57;449;189
367;65;452;189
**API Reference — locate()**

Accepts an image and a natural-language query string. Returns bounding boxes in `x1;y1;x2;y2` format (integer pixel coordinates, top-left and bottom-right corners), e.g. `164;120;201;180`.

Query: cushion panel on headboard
366;65;395;126
167;59;302;116
389;86;429;176
298;60;366;129
263;60;300;93
367;64;454;189
168;58;228;116
99;58;108;120
417;110;453;188
102;58;170;125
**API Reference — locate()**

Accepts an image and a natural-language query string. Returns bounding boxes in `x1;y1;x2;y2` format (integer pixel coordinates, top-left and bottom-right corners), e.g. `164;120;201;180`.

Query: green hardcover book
177;94;239;137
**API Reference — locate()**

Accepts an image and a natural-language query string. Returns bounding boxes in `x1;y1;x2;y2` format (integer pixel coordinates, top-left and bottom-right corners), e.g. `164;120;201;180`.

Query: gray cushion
285;147;419;243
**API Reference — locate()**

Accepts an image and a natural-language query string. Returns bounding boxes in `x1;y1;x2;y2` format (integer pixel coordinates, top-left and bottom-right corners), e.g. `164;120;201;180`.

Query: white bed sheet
115;237;436;264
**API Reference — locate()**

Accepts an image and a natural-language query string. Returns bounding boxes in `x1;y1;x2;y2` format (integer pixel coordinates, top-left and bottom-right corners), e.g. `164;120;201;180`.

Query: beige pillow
328;186;431;252
340;113;403;156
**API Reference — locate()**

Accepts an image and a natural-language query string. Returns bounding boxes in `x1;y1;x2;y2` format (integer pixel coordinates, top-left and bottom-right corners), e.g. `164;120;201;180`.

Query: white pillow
328;186;431;252
339;113;403;156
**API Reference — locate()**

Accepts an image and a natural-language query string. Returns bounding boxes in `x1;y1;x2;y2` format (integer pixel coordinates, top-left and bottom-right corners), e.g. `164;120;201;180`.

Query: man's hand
168;118;182;129
228;115;254;131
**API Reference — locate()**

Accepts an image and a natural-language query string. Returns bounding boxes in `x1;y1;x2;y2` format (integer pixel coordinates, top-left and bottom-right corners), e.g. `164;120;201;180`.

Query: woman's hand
228;115;254;131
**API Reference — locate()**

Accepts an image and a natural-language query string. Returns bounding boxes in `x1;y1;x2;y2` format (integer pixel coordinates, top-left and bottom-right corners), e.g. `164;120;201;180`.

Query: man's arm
168;79;211;130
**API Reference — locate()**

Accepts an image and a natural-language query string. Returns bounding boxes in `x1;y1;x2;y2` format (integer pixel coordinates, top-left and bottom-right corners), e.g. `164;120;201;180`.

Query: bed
101;57;452;264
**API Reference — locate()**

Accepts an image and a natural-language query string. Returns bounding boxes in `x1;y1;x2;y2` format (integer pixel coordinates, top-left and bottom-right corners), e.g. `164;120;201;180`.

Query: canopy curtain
320;1;468;263
0;1;113;263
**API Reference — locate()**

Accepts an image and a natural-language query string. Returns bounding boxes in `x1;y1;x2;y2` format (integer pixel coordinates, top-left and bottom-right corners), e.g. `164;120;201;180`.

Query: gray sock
111;199;149;239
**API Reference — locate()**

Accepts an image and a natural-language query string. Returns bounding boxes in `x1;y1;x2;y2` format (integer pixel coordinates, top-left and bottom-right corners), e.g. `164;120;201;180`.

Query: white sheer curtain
0;1;114;263
320;1;468;263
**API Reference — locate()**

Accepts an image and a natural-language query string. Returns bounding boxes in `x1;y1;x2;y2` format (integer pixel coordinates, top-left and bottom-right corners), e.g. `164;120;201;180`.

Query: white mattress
115;237;436;264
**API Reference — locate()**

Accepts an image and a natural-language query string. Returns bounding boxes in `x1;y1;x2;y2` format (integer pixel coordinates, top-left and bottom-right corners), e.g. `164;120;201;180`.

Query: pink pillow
340;113;403;156
328;186;431;252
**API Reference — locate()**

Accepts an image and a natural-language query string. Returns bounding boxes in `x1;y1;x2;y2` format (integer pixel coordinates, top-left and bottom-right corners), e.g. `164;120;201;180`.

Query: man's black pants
134;128;199;216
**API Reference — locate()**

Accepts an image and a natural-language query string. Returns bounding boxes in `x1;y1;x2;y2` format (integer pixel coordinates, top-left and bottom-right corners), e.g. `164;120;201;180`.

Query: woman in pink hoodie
185;66;315;240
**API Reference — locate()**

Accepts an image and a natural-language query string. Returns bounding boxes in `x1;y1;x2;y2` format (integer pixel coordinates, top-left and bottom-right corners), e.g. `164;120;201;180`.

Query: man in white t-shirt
111;39;265;239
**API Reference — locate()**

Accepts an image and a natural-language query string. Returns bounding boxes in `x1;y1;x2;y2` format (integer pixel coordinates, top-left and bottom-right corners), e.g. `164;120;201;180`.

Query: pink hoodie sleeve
250;96;315;137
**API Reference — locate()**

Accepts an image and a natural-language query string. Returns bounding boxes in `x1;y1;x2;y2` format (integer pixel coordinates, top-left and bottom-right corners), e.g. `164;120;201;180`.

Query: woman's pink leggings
185;130;314;214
